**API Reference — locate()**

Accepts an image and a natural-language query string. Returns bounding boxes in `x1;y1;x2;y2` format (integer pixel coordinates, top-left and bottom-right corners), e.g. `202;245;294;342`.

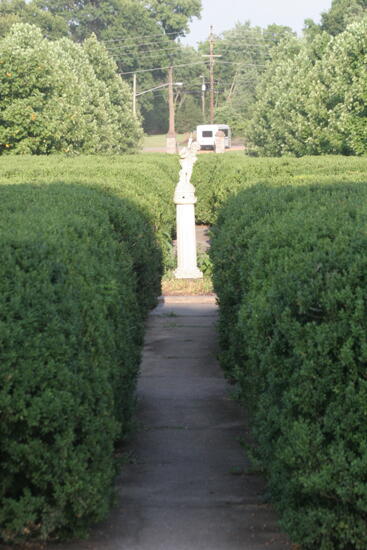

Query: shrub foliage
0;24;142;154
247;18;367;156
192;153;367;225
0;153;178;273
210;177;367;549
0;153;179;543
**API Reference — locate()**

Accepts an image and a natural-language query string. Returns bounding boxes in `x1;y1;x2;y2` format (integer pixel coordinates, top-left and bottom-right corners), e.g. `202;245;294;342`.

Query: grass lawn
143;133;246;151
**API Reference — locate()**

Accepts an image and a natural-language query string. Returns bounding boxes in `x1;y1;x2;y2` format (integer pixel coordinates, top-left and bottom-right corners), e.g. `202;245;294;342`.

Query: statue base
174;267;203;279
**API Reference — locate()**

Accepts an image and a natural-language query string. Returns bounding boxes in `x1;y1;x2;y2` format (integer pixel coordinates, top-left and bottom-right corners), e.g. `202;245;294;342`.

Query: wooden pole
209;26;215;124
201;75;206;122
166;66;177;153
132;73;137;116
168;66;175;137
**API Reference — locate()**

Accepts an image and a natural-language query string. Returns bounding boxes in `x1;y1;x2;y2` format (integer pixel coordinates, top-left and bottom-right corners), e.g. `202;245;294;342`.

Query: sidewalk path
52;297;290;550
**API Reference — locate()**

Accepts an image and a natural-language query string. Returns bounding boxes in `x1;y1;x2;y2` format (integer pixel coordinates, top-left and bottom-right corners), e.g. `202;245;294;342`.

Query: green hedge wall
211;182;367;549
0;182;162;543
0;154;179;273
192;154;367;225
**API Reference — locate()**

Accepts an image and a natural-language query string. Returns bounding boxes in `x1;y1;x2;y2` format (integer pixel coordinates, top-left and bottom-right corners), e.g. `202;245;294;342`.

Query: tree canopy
247;17;367;156
303;0;367;37
2;0;367;146
0;23;142;154
197;22;295;134
0;0;203;133
140;0;201;36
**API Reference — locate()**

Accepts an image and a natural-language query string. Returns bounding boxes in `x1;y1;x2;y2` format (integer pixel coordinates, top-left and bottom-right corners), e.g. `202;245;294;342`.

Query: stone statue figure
173;137;203;279
174;138;200;204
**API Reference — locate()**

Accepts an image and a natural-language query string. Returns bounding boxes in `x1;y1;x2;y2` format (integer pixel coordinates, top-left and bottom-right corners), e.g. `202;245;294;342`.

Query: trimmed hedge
0;154;179;272
211;182;367;549
191;154;367;225
0;182;162;543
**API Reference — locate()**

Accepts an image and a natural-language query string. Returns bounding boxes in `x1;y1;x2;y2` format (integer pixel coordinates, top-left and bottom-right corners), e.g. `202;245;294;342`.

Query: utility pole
209;26;215;124
166;66;177;153
168;66;175;136
132;73;137;116
201;75;206;122
202;26;221;124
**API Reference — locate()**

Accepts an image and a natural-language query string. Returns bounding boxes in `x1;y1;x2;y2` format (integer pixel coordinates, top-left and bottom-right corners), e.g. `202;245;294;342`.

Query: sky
182;0;333;45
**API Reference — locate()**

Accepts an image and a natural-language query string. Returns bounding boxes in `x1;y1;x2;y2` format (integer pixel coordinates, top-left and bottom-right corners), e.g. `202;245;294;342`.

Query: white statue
174;139;200;204
173;137;203;279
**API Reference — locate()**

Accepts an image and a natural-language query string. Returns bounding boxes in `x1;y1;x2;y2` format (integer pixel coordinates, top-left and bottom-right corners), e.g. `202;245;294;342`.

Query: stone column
215;130;225;153
174;141;203;279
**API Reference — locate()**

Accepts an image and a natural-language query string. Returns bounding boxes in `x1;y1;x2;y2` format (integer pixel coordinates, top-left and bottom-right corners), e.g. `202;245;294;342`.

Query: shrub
0;153;178;273
191;154;367;224
211;181;367;549
0;183;160;543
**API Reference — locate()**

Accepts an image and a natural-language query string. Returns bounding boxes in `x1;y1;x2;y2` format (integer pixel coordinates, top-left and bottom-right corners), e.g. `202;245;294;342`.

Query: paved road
142;146;245;153
50;297;290;550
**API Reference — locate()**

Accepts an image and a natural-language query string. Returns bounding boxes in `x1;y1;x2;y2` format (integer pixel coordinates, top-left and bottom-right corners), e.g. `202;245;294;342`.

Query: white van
196;124;231;150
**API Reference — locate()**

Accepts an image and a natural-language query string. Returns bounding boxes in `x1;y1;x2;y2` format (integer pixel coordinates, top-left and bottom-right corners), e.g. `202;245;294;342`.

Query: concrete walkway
52;296;290;550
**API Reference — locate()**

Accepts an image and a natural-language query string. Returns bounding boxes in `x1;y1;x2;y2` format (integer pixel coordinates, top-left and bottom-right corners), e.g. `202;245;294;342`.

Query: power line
112;53;200;67
212;30;294;39
102;30;286;55
119;60;267;76
182;78;259;89
104;37;195;52
214;60;267;67
102;30;179;44
101;28;289;50
107;45;182;57
119;61;207;76
106;41;179;53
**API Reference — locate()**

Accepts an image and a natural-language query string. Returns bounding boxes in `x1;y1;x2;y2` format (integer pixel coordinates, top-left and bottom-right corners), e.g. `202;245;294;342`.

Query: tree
0;23;142;154
198;22;295;136
304;0;367;37
312;17;367;154
321;0;367;35
247;16;367;156
0;0;68;39
175;94;202;133
0;0;203;132
83;34;143;150
140;0;201;37
0;23;89;154
247;35;303;156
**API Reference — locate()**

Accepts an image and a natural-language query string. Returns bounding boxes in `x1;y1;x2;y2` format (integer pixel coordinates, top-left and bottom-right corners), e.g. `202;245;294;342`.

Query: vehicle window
223;129;229;137
202;131;213;137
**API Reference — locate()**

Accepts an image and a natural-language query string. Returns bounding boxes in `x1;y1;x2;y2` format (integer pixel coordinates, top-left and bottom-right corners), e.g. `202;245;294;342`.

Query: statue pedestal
174;201;203;279
174;140;203;280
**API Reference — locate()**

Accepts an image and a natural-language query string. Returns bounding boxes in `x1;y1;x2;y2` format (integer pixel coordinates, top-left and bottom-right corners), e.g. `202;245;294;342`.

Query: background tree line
247;0;367;156
0;23;143;154
1;0;366;152
0;0;204;136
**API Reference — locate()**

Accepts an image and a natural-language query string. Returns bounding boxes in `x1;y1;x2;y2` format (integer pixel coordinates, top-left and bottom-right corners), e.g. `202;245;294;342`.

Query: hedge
191;154;367;225
0;154;179;272
0;182;162;543
211;181;367;549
